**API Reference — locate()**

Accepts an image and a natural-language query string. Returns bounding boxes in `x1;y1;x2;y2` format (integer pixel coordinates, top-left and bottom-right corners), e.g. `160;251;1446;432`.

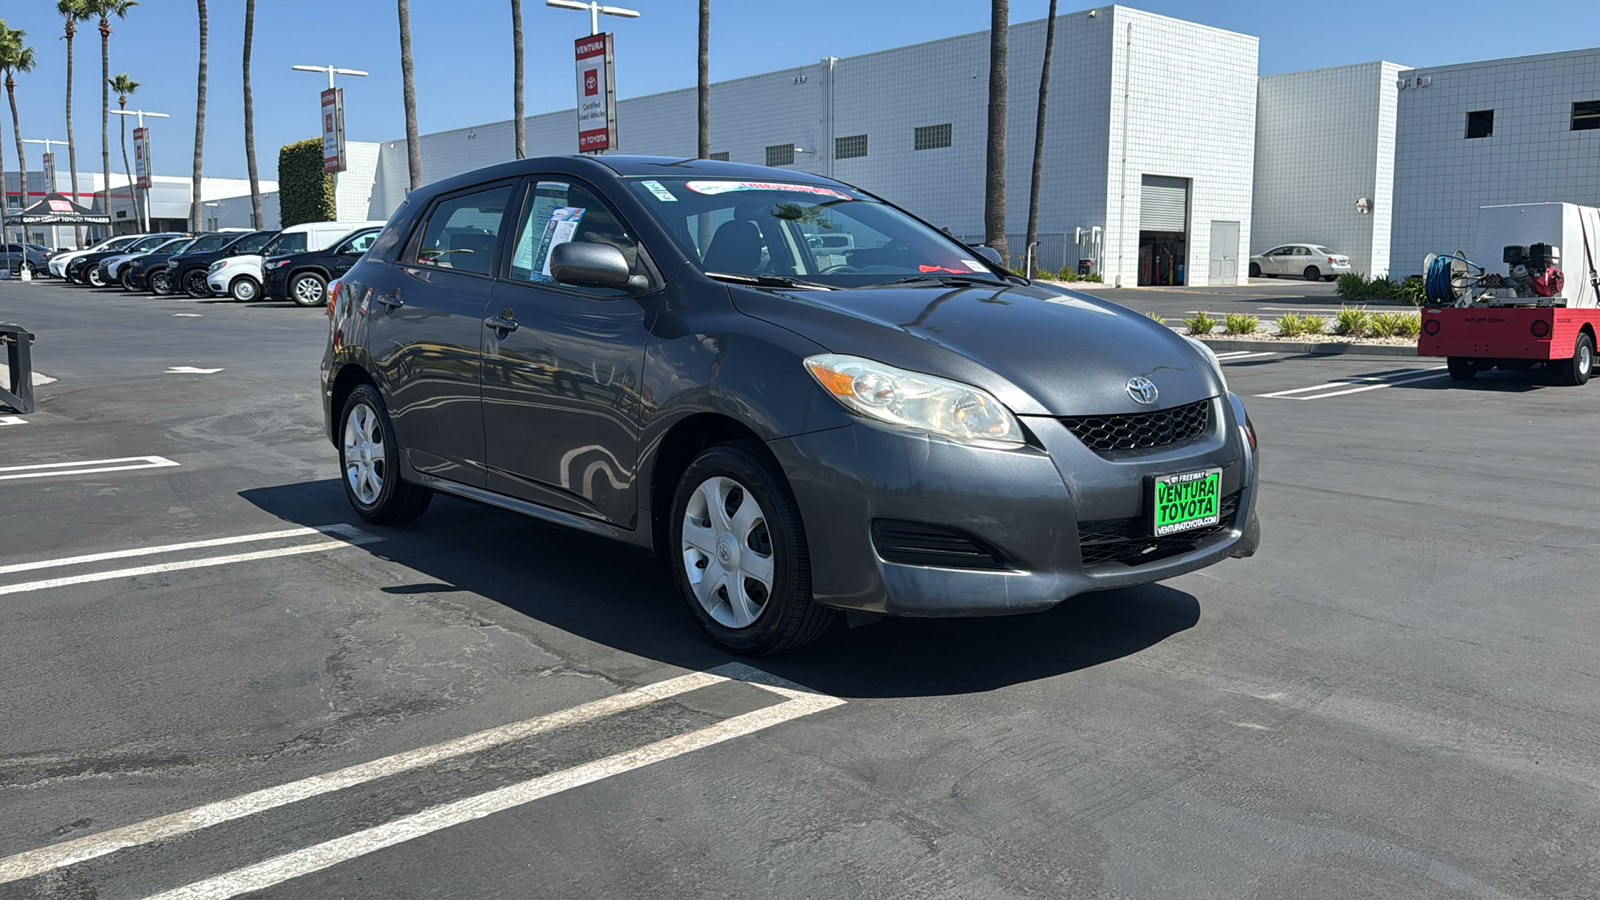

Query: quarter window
1465;109;1494;139
1573;100;1600;132
407;184;512;276
506;180;642;287
914;123;952;151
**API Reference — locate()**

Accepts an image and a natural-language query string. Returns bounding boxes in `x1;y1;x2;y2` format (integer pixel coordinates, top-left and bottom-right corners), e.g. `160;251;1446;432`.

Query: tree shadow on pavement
242;479;1201;700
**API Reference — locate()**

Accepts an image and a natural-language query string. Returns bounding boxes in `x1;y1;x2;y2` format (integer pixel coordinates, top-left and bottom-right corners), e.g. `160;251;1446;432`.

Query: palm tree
0;24;38;246
511;0;524;159
398;0;422;190
697;0;709;158
984;0;1009;264
85;0;137;236
109;72;137;229
1024;0;1058;279
0;25;13;245
242;0;261;228
58;0;92;247
189;0;207;232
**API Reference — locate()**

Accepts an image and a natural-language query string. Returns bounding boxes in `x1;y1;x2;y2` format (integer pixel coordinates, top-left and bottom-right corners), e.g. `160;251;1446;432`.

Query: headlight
209;260;227;272
269;259;292;269
804;354;1023;446
1184;336;1227;391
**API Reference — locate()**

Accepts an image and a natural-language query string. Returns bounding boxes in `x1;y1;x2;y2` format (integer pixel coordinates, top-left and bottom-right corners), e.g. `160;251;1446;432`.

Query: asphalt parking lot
3;276;1598;899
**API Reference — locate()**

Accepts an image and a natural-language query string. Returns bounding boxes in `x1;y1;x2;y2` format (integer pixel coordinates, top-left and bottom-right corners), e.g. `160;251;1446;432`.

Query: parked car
263;227;380;306
210;220;385;302
323;155;1260;654
161;229;278;296
50;235;141;278
67;233;182;285
99;236;195;286
1249;244;1351;281
122;234;225;291
0;243;53;278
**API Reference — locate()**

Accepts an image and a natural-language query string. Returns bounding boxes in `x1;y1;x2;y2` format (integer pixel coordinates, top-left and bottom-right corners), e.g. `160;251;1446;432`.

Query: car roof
412;154;849;201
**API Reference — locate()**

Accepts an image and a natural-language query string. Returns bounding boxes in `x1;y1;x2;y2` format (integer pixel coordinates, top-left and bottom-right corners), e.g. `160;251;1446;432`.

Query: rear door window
263;232;307;256
406;185;513;276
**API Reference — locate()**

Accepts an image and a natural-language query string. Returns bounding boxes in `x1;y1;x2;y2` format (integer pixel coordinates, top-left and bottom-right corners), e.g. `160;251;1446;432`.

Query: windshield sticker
919;264;973;275
960;259;988;272
533;207;586;280
684;180;852;201
641;180;678;202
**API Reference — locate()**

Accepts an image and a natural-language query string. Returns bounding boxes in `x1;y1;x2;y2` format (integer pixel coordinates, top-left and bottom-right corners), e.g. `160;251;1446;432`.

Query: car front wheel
120;269;138;291
290;272;327;307
151;270;174;294
87;267;105;287
670;441;834;654
230;276;260;302
1248;262;1260;278
184;271;211;298
340;384;433;524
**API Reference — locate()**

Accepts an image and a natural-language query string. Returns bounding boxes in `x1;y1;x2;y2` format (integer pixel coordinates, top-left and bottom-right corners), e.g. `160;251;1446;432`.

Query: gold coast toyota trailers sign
574;33;617;153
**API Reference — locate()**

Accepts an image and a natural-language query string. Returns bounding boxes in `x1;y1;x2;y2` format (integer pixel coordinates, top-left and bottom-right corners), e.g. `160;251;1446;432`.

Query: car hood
729;281;1220;417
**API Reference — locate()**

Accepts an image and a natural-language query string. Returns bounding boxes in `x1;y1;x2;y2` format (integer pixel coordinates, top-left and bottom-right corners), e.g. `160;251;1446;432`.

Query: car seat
702;220;762;272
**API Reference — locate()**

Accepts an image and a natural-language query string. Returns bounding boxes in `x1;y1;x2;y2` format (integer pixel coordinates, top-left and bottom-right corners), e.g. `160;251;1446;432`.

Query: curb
1194;337;1420;357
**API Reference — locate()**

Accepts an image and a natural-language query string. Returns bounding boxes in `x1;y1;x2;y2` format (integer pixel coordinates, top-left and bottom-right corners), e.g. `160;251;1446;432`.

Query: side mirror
551;241;634;290
974;245;1004;268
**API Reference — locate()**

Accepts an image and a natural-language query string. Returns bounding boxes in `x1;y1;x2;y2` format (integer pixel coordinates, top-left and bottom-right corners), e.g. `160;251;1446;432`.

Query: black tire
230;276;260;302
1303;266;1321;282
150;270;174;295
1446;357;1479;381
1557;332;1594;386
184;270;211;298
1323;274;1337;281
87;267;105;287
338;384;433;524
120;269;138;291
1248;262;1261;278
669;441;834;655
290;272;327;307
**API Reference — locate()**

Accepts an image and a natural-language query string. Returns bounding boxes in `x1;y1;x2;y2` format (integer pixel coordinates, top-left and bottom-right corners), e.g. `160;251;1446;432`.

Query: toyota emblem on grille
1126;376;1159;405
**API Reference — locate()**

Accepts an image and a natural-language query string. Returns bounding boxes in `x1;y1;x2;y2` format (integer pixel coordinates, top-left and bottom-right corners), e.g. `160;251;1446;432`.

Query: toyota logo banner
574;33;617;153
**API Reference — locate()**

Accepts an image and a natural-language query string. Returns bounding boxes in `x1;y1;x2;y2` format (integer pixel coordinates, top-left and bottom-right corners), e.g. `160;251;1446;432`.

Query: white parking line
0;416;25;426
0;538;381;597
1256;366;1448;400
0;524;370;576
0;664;841;897
1212;351;1277;362
0;456;179;481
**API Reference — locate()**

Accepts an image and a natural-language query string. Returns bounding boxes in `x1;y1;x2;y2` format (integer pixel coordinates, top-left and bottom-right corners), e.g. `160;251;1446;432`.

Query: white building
3;169;279;247
361;6;1261;286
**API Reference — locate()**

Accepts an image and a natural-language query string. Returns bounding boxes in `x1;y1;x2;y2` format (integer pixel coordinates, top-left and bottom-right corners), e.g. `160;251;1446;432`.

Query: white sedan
1249;244;1351;281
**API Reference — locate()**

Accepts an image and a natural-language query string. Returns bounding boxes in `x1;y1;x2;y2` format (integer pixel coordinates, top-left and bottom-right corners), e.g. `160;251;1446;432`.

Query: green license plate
1152;468;1222;536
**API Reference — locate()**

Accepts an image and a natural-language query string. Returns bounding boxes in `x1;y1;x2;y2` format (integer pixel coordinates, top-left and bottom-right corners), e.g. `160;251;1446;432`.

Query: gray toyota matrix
322;155;1260;654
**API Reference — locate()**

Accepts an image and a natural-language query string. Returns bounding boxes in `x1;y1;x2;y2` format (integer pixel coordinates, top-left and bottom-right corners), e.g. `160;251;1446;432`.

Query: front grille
1060;399;1210;453
1077;492;1239;567
872;520;1008;570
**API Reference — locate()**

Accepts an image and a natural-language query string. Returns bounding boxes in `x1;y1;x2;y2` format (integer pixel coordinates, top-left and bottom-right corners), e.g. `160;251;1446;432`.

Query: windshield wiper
865;273;1010;289
705;271;835;291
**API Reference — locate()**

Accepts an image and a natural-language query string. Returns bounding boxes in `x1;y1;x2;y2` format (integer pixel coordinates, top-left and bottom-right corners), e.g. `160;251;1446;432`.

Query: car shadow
241;479;1202;699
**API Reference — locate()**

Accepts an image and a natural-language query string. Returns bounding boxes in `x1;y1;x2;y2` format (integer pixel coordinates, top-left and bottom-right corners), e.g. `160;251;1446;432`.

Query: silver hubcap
342;403;386;506
1580;343;1593;376
680;475;775;629
89;270;102;285
153;273;168;291
234;279;257;300
295;278;323;304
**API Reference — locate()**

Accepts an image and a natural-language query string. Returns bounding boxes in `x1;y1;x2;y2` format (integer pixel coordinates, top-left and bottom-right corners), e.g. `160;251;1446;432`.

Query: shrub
1146;310;1167;325
1367;311;1401;337
1400;275;1426;307
277;138;335;227
1182;310;1216;335
1335;273;1367;299
1223;313;1259;335
1275;312;1328;338
1081;272;1104;283
1300;315;1327;335
1333;305;1370;337
1057;267;1079;282
1393;312;1422;337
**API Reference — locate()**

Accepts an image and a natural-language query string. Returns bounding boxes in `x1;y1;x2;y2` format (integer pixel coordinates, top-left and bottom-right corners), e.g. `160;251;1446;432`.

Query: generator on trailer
1417;202;1600;384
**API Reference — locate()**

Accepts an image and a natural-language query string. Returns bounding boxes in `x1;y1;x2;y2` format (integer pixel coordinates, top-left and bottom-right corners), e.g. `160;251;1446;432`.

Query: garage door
1139;175;1188;232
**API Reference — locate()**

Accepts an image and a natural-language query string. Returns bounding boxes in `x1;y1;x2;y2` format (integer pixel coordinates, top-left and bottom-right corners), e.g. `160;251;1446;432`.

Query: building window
914;123;952;151
1573;101;1600;132
835;134;868;160
1465;109;1494;139
709;151;729;161
765;144;795;167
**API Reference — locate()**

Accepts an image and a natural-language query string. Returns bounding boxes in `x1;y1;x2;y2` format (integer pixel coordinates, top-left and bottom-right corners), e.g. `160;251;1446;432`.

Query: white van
208;220;386;301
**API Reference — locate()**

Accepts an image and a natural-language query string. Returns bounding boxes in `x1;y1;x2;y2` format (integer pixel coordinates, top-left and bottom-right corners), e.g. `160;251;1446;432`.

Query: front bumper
767;393;1260;617
261;265;290;300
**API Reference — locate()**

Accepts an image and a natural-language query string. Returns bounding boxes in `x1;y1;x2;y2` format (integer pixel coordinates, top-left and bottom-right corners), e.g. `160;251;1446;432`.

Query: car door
328;230;379;279
0;245;16;273
480;176;659;526
362;181;515;488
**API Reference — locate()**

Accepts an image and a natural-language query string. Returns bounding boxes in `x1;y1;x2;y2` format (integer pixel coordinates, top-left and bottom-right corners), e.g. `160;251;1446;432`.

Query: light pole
290;64;369;90
110;108;170;233
545;0;639;36
293;65;366;181
21;138;67;248
203;200;221;232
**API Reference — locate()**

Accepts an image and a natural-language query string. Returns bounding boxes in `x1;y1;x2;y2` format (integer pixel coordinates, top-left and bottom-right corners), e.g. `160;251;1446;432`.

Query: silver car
1249;244;1351;281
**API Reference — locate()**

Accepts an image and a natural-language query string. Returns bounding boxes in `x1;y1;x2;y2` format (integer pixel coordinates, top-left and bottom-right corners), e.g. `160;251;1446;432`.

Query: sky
0;0;1596;184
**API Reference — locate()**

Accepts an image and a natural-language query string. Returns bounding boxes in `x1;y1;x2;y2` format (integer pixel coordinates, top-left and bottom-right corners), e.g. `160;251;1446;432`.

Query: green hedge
278;139;335;227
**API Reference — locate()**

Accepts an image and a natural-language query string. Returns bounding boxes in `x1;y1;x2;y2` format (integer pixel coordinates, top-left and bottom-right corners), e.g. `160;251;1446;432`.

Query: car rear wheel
229;276;260;302
670;441;834;655
150;270;174;294
1303;266;1321;282
1248;262;1261;278
1557;332;1594;386
290;272;327;307
87;267;105;287
340;384;433;524
184;271;211;298
1446;357;1479;381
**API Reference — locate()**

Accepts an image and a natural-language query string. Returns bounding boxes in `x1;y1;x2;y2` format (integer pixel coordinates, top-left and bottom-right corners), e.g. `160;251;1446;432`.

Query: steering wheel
818;264;859;274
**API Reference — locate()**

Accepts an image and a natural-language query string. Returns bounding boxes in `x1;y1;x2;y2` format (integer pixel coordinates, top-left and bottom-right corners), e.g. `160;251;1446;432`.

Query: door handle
485;312;519;333
374;290;404;311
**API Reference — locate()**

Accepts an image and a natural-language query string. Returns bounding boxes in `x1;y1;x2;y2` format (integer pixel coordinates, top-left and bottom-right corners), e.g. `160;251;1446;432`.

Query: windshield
626;177;1006;287
229;231;278;253
186;234;235;253
261;231;307;257
129;235;176;252
95;237;138;252
155;237;196;253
